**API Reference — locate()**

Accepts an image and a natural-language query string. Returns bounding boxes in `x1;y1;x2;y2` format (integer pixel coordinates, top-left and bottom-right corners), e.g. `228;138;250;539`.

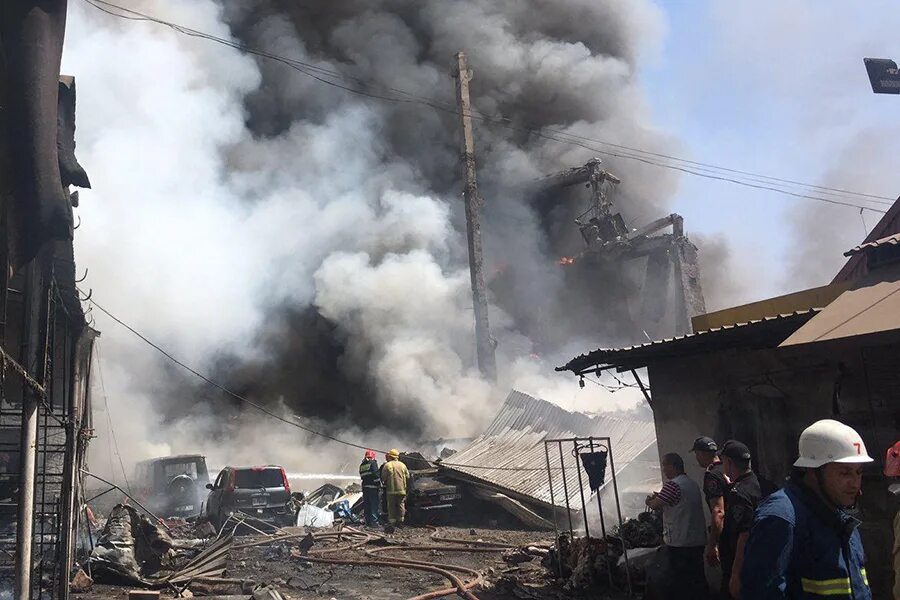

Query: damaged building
558;196;900;598
1;61;97;600
494;158;706;351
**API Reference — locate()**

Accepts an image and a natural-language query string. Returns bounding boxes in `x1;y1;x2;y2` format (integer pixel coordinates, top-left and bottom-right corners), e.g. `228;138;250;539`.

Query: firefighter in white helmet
740;419;873;599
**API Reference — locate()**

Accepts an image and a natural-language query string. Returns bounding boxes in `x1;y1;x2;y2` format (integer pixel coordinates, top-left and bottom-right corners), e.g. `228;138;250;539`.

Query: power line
95;342;132;493
81;0;893;214
83;293;550;472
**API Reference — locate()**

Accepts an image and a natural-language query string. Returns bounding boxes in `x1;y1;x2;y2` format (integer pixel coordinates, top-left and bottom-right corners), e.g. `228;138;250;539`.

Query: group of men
359;447;410;528
647;419;879;599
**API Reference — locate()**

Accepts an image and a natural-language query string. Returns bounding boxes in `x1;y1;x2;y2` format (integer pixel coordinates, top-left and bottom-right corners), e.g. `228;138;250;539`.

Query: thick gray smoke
65;0;667;479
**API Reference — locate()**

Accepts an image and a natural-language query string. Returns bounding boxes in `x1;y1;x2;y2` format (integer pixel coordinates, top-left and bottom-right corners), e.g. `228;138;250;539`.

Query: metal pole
453;51;496;381
607;438;633;597
572;440;590;538
15;260;45;600
557;441;574;538
544;441;563;579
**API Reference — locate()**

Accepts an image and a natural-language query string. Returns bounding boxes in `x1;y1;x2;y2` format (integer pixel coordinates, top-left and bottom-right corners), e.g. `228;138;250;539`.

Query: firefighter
359;449;381;527
381;449;410;526
741;419;873;599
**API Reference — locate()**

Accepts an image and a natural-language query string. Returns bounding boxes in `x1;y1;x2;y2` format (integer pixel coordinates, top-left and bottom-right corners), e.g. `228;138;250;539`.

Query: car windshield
163;461;198;480
234;468;283;489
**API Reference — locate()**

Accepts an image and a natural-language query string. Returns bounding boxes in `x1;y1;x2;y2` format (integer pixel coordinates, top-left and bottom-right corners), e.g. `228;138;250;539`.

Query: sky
639;0;900;308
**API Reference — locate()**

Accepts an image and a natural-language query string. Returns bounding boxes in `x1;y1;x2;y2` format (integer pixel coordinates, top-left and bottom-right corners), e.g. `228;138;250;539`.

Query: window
163;461;199;480
213;470;227;489
233;468;283;489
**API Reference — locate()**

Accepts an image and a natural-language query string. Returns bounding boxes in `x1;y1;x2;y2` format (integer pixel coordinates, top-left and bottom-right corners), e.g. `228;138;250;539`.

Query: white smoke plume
65;0;666;481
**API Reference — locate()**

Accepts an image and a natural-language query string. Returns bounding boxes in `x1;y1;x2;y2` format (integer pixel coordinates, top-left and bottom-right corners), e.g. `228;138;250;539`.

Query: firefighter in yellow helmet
381;449;410;526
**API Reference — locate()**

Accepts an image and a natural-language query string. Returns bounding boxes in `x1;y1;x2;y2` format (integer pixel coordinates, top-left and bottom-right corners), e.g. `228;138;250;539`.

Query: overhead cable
81;0;893;214
83;293;551;472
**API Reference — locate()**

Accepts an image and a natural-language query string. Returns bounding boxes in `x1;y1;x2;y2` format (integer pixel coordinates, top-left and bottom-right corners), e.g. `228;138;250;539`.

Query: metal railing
543;435;632;597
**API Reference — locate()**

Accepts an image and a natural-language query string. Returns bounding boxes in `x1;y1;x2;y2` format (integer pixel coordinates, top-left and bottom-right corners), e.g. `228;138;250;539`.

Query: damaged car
204;465;293;528
134;455;210;518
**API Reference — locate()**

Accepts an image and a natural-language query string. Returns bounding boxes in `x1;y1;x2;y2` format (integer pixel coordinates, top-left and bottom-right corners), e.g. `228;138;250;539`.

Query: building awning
780;262;900;347
557;310;820;374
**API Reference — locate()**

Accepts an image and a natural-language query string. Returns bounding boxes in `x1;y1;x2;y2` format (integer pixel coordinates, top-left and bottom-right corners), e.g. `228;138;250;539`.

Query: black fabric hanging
579;450;608;491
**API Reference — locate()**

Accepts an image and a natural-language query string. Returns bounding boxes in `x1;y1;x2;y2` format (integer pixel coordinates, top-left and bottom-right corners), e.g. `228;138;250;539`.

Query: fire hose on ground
232;525;515;600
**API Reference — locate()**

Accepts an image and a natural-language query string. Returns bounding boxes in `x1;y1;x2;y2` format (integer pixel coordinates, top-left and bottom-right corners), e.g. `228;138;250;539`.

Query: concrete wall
645;339;898;597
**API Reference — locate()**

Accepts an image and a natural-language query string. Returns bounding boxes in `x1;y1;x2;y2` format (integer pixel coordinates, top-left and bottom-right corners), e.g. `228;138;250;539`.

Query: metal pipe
80;469;170;530
557;441;574;538
572;440;590;539
607;438;632;597
15;261;44;600
630;369;653;408
543;441;562;578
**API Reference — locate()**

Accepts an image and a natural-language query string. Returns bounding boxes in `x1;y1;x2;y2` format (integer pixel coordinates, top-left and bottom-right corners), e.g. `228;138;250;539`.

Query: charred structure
495;158;706;351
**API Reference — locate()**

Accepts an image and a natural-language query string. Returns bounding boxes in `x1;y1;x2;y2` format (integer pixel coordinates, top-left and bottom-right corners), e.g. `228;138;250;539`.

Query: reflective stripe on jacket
359;459;380;488
741;482;871;599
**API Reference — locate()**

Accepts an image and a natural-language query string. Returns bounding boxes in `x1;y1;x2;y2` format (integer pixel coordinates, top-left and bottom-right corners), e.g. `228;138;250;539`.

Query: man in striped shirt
647;452;709;599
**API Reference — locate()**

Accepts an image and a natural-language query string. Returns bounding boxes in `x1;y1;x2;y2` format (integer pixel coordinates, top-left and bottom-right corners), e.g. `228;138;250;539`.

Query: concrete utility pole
453;51;497;381
16;260;44;600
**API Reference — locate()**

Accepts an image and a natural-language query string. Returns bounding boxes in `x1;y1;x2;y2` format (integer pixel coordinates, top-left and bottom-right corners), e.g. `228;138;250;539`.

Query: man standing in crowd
359;449;381;527
692;436;729;567
718;440;761;599
381;449;410;527
646;452;709;599
741;420;873;599
884;440;899;600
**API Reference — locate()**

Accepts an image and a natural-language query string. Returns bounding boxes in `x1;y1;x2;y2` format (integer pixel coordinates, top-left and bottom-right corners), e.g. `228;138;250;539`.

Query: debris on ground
89;504;174;585
70;568;93;593
616;510;663;549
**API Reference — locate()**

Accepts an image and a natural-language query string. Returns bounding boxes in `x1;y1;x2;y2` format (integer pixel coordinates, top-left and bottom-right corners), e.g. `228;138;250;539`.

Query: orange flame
557;256;576;266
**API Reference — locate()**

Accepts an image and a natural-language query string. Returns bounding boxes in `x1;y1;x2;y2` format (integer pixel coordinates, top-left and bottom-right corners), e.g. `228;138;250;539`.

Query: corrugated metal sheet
442;391;656;510
558;309;820;374
844;232;900;256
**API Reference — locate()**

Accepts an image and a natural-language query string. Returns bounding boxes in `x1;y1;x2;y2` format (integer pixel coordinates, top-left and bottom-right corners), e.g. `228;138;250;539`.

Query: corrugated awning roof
844;232;900;256
441;391;656;510
781;262;900;347
557;309;820;374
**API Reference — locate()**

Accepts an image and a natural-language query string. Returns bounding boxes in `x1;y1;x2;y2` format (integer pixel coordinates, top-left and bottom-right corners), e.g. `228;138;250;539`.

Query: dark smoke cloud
204;0;685;414
67;0;685;476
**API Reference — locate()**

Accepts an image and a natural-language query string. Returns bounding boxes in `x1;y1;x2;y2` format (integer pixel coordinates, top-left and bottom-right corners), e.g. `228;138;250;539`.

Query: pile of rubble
540;511;663;594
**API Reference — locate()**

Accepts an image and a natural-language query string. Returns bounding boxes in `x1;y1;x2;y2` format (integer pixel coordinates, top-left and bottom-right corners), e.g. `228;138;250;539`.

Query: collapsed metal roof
441;390;657;511
557;309;821;374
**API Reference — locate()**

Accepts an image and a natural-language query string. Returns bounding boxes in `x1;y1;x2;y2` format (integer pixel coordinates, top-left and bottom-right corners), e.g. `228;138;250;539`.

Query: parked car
204;465;293;527
405;472;462;524
134;454;210;518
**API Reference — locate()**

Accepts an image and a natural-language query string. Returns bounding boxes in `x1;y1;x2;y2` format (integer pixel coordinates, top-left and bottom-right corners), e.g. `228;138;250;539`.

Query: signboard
864;57;900;94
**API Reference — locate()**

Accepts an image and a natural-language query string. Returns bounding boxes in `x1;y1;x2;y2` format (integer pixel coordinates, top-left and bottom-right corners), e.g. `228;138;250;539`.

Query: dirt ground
76;525;617;600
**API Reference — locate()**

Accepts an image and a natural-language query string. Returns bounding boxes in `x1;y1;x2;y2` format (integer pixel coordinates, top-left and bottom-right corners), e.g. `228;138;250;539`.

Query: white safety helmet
793;419;874;469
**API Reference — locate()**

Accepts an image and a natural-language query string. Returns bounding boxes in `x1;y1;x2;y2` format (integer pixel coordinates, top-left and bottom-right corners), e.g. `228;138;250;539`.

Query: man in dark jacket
691;436;728;567
359;449;381;526
741;420;873;599
718;440;761;599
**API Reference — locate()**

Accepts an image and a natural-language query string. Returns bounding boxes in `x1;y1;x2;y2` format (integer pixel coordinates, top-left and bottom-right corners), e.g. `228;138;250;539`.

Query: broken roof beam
626;213;682;242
